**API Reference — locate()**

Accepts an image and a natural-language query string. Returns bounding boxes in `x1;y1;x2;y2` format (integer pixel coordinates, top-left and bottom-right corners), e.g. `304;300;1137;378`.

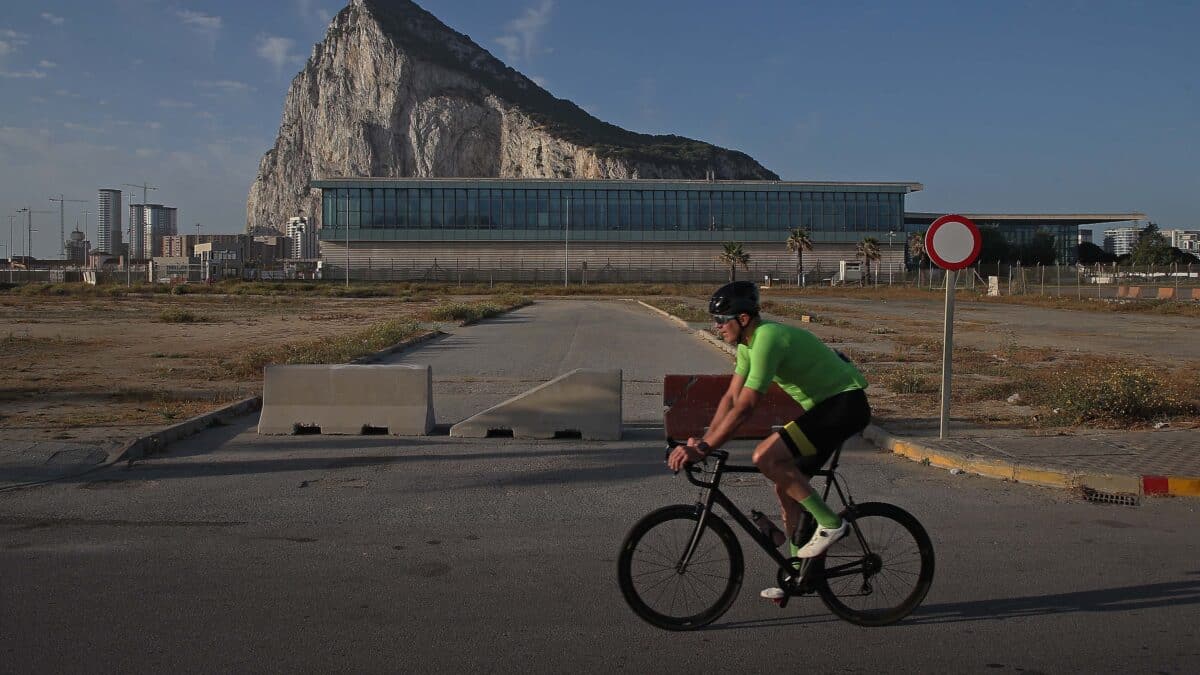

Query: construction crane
122;181;158;205
16;207;54;259
49;194;87;259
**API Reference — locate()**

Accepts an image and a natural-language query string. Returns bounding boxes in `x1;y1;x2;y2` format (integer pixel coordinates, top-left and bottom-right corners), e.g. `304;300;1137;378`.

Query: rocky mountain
246;0;778;232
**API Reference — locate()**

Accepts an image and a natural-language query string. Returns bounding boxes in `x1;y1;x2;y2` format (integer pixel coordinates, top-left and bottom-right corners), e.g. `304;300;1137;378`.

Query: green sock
799;494;842;529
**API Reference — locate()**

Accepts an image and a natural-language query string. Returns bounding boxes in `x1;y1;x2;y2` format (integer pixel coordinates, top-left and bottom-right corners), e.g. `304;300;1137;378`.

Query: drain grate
1081;487;1140;507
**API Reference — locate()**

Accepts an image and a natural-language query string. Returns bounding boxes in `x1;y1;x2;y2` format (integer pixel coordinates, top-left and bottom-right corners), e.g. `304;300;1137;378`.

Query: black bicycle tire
617;504;744;631
812;501;935;627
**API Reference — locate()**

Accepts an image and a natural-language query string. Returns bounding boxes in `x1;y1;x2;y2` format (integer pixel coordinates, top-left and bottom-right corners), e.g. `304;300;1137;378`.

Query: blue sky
1;0;1196;258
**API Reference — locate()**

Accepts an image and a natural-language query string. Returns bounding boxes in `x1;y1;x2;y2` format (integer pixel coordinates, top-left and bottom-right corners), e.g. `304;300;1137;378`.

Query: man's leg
773;482;803;541
752;434;844;556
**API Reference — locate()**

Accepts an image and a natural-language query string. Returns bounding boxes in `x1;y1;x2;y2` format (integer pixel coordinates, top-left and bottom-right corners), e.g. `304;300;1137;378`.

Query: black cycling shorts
778;388;871;475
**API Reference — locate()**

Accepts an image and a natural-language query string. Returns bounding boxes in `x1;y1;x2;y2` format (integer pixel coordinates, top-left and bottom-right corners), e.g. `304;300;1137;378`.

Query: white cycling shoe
793;519;849;558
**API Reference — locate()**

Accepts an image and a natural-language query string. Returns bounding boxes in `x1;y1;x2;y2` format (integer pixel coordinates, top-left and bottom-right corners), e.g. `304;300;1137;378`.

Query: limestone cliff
246;0;778;232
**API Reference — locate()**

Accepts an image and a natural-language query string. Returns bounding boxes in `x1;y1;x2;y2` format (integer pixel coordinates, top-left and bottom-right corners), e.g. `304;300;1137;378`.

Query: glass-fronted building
310;178;922;282
904;212;1148;265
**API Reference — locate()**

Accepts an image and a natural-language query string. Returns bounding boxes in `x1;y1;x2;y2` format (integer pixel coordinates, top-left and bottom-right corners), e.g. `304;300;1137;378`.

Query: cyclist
666;280;871;600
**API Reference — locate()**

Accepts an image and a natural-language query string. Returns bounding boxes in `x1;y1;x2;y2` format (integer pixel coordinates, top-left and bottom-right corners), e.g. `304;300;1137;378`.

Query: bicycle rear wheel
813;501;934;626
617;504;743;630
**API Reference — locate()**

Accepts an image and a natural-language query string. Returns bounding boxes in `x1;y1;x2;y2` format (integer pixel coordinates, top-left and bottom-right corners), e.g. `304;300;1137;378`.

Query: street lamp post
564;195;570;287
887;230;896;285
345;220;350;288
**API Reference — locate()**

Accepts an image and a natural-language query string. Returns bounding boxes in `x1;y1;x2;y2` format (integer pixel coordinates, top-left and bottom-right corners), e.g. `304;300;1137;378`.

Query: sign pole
924;214;982;440
939;269;957;439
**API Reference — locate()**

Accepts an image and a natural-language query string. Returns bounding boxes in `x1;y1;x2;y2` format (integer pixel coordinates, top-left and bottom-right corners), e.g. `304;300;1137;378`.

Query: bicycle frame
675;447;865;599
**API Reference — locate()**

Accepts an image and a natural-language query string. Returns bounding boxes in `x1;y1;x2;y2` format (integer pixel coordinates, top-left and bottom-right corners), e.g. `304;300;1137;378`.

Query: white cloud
158;98;195;109
38;59;56;68
135;148;158;158
63;122;103;133
31;95;47;103
256;35;298;72
147;122;162;130
177;10;221;34
297;0;330;26
197;79;254;94
530;75;548;88
41;13;65;26
0;41;14;57
0;70;46;79
494;0;554;65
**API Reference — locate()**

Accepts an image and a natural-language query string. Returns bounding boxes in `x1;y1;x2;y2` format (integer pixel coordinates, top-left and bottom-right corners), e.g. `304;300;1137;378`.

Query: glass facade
313;180;917;243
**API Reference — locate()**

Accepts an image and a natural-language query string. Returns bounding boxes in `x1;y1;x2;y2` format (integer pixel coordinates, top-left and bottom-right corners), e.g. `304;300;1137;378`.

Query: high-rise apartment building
286;216;318;259
1164;229;1200;253
97;189;123;255
130;204;178;258
1103;227;1141;256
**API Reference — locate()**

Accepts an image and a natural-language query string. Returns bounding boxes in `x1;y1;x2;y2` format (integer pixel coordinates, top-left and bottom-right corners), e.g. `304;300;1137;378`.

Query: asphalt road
3;300;1199;673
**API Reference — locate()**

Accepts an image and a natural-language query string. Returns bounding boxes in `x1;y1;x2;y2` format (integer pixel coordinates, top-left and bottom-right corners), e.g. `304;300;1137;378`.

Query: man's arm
669;375;757;472
701;374;746;439
701;385;760;451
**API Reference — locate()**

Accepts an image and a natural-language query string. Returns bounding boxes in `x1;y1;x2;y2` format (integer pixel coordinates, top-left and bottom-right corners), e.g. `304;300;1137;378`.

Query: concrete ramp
450;369;622;440
258;364;434;435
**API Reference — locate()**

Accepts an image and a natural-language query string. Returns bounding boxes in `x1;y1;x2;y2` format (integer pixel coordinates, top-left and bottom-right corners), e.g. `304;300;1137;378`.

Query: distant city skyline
2;0;1196;258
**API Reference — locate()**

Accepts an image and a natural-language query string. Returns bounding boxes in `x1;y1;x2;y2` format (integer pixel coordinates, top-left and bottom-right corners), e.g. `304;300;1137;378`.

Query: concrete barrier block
450;369;621;440
1157;287;1175;300
1127;286;1141;299
258;364;434;435
325;364;435;435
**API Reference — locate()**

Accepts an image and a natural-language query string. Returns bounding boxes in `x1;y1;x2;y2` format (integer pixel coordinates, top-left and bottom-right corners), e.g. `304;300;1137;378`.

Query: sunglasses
712;314;739;325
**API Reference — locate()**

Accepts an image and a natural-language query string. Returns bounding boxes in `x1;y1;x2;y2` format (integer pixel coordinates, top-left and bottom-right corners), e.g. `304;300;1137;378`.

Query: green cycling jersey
734;320;868;411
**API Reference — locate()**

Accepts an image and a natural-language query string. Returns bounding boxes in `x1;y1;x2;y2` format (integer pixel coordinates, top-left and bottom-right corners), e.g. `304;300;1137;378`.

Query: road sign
925;214;981;271
923;214;981;440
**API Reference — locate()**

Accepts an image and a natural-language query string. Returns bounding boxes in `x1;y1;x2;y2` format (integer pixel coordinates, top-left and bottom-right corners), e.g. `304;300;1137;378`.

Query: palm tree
785;227;814;287
718;241;750;282
856;236;881;286
908;230;928;285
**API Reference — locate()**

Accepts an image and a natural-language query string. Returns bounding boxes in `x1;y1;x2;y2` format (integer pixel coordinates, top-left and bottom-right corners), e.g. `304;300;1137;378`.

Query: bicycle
617;440;935;630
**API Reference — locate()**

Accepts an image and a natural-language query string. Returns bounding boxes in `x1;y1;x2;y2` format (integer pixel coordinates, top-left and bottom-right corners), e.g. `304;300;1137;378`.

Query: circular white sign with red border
925;214;981;271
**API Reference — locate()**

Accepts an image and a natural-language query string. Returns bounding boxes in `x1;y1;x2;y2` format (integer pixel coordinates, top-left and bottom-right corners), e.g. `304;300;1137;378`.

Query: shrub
878;366;939;395
226;319;421;379
1041;365;1196;425
158;308;206;323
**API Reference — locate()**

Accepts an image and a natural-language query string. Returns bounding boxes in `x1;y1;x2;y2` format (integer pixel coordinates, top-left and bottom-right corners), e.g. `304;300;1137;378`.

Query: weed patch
158;308;207;323
643;298;709;323
225;320;423;380
877;366;939;394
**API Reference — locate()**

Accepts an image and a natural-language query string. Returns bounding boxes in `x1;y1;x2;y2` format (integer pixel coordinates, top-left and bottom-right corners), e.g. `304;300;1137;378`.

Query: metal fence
3;260;1198;297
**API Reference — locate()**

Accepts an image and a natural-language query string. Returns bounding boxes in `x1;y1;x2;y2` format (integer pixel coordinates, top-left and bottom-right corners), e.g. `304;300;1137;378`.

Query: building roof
312;177;925;192
905;212;1146;227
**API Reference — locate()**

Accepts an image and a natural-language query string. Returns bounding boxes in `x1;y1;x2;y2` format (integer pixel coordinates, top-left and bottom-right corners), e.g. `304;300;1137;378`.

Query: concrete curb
635;299;1200;500
862;424;1200;499
109;396;263;465
634;300;736;357
350;329;446;364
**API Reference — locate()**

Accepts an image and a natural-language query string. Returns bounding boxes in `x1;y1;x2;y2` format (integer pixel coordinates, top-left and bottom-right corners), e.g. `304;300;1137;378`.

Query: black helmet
709;281;759;316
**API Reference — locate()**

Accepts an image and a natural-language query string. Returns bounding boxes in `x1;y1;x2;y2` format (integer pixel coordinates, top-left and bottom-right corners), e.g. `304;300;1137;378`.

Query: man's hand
667;442;707;472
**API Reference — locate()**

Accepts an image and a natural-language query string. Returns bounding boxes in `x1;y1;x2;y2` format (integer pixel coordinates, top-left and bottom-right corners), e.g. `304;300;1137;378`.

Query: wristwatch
695;440;711;456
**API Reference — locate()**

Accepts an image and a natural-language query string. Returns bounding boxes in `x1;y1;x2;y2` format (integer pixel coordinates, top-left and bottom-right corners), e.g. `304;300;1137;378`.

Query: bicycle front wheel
617;504;743;631
813;501;935;627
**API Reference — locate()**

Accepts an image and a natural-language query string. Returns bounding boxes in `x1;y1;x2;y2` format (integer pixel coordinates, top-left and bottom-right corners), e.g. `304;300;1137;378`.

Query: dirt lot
0;293;448;446
2;287;1196;449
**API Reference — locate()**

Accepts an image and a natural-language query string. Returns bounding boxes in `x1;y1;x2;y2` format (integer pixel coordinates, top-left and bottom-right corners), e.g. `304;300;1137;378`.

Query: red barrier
663;374;805;441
